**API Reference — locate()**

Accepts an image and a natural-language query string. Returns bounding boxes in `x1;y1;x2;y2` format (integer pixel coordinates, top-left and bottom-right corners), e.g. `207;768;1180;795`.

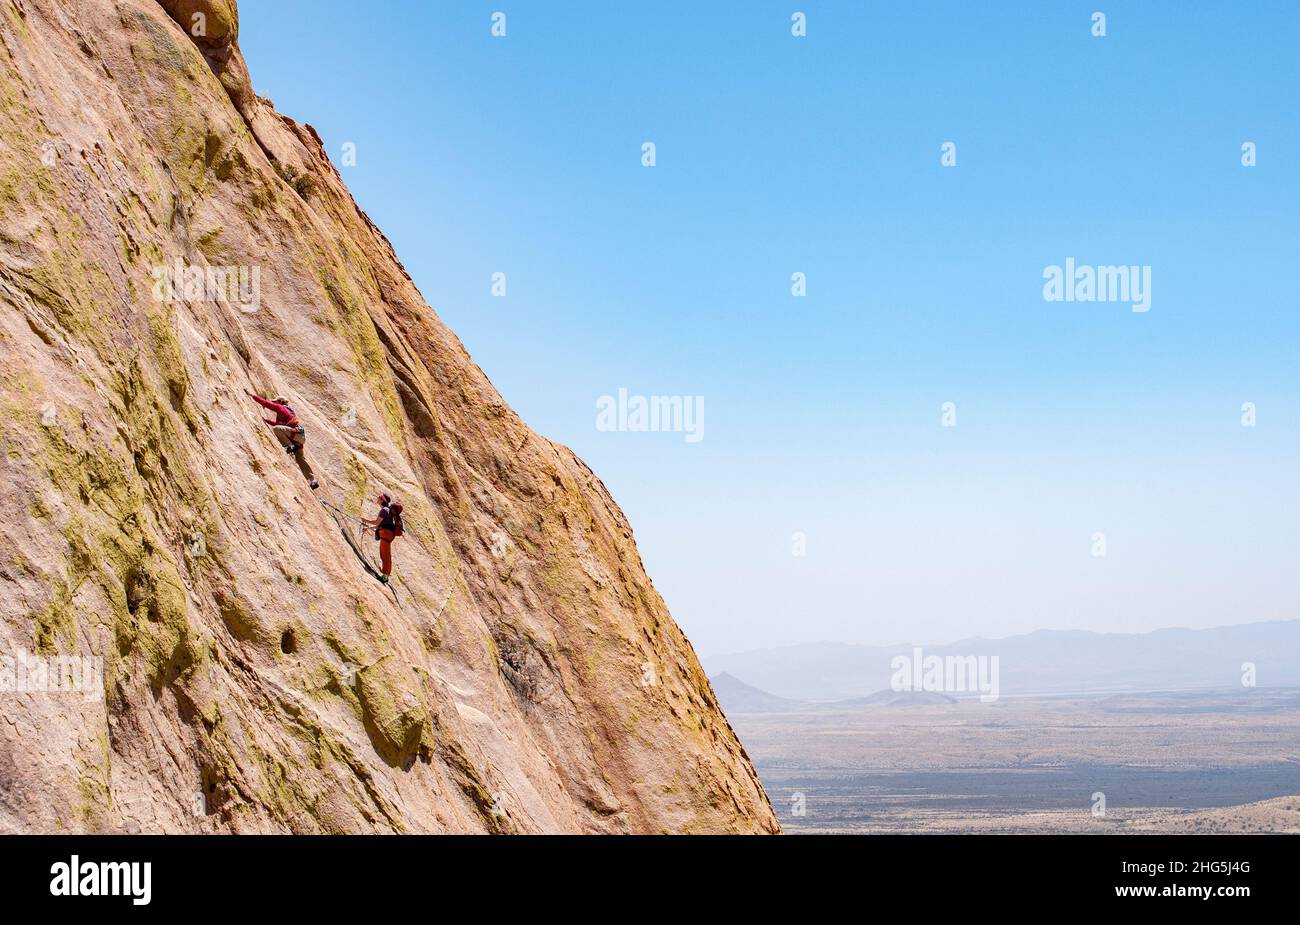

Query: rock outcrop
0;0;778;833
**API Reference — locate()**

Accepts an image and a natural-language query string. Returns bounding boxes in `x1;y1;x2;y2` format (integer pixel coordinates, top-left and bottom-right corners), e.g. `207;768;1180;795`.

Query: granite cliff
0;0;777;834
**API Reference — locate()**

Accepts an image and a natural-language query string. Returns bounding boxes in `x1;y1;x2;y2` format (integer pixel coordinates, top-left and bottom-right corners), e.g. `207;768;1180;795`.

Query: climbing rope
314;496;399;606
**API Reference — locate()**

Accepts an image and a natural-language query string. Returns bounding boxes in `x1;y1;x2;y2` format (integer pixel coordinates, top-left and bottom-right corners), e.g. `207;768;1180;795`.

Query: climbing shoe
378;575;390;584
310;479;319;490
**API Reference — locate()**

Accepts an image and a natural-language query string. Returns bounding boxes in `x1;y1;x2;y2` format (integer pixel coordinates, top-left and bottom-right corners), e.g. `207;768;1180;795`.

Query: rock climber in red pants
361;494;403;583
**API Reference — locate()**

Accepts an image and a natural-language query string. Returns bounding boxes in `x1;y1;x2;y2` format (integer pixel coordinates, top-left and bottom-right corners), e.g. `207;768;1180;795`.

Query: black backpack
377;502;404;539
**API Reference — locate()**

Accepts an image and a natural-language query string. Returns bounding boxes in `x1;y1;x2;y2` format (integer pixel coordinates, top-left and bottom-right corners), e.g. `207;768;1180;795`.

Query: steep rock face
0;0;778;833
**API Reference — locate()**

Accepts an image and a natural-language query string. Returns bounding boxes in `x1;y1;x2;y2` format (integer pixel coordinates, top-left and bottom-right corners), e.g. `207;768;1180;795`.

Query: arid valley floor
729;688;1300;833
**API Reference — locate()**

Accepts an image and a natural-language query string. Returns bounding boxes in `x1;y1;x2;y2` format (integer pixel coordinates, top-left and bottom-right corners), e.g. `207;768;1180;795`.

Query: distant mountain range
705;620;1300;701
709;671;957;715
710;673;804;713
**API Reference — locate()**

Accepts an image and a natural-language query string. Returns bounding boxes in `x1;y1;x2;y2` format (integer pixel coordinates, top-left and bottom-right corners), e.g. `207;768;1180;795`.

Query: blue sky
241;2;1300;655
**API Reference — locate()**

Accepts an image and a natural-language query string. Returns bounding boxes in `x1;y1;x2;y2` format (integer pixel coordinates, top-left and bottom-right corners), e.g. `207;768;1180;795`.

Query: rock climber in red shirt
245;390;318;490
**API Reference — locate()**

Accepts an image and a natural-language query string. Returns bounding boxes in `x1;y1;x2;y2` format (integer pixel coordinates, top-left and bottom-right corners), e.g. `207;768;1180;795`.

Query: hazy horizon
700;616;1300;660
242;2;1300;655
